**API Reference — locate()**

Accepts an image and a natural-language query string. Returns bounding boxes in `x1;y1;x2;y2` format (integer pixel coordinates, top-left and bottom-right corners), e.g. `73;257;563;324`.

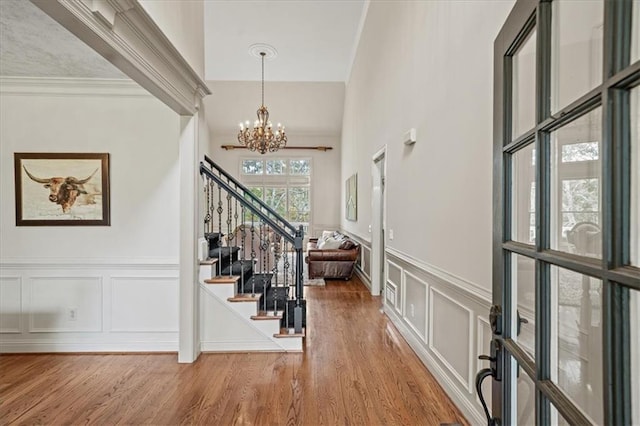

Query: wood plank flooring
0;277;468;425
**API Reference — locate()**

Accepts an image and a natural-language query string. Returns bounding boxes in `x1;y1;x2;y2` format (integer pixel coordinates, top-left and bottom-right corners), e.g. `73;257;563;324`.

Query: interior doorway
371;146;386;297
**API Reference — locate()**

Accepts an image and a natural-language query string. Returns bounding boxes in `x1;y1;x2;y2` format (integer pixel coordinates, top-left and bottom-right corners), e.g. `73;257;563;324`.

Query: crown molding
0;76;150;97
31;0;211;115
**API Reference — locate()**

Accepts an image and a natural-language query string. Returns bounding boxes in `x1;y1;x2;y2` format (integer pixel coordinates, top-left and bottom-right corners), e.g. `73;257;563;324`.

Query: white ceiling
1;0;362;136
204;0;368;82
204;80;345;136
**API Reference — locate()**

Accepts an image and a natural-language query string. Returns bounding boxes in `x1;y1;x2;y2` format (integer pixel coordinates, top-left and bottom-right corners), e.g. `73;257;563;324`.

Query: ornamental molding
32;0;211;115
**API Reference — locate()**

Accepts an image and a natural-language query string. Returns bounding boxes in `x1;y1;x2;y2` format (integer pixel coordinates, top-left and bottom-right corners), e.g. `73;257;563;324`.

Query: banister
200;163;295;244
203;155;296;233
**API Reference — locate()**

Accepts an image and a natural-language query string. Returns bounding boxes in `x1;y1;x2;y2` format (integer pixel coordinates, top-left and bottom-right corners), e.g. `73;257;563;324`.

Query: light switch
389;229;394;240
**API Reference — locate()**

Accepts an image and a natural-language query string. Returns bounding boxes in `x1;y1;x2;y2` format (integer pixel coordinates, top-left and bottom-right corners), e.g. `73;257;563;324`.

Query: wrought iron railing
200;156;305;333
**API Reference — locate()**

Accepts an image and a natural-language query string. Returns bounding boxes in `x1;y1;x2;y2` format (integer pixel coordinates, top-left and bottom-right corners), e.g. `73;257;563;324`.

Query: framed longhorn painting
14;153;110;226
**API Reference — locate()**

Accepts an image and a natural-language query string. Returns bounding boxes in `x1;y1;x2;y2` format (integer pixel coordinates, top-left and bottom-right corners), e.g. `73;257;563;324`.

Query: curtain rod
221;145;333;151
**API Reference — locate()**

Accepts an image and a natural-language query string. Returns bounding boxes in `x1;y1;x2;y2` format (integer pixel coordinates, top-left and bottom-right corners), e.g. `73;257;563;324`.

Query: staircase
199;156;306;351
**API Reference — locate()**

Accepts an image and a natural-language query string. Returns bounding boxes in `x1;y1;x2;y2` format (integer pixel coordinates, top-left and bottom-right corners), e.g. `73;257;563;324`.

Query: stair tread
251;310;283;320
228;293;261;302
200;258;219;265
205;275;241;284
274;327;306;338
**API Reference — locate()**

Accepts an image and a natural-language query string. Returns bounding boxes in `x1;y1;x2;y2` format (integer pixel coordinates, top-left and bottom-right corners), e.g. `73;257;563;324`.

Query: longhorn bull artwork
22;166;99;213
14;153;110;226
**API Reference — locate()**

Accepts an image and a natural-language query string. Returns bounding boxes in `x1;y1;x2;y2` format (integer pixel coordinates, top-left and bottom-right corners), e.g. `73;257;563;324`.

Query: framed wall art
345;173;357;221
14;153;110;226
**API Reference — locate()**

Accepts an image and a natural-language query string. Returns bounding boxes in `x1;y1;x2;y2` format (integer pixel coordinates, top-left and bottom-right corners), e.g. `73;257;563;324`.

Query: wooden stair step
199;258;219;266
274;328;306;338
251;311;283;320
228;293;261;302
205;275;240;284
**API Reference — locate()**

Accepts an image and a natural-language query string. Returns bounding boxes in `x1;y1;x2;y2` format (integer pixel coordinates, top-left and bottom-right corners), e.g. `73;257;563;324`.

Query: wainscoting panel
0;260;179;352
383;248;493;425
403;271;428;342
110;277;179;332
385;259;402;313
30;276;103;333
387;260;402;286
0;277;22;333
341;231;372;288
429;287;473;392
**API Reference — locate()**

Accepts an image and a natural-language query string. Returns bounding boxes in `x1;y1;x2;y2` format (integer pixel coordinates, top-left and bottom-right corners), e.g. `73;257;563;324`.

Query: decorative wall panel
110;277;179;332
0;277;22;333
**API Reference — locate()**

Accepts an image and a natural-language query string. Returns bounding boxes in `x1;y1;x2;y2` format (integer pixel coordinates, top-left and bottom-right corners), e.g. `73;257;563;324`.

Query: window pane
550;108;602;257
264;187;287;217
288;187;310;223
244;187;263;221
633;0;640;63
512;29;537;139
289;159;310;175
632;87;640;266
517;369;536;426
242;160;263;175
552;266;603;425
551;0;603;113
561;142;599;162
266;160;286;175
632;290;640;425
512;254;535;358
512;144;536;244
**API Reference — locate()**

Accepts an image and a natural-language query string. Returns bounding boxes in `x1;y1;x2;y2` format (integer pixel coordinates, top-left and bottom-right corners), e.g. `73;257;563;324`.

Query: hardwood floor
0;277;468;425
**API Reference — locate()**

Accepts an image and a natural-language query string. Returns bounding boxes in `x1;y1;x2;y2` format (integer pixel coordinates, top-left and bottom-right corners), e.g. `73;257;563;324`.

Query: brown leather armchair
305;237;360;279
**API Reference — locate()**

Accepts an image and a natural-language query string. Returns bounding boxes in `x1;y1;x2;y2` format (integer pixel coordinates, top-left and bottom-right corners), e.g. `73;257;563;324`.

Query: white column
178;112;200;363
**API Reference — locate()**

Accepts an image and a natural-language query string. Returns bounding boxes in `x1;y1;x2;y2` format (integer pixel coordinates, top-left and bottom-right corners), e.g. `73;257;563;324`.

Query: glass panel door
488;1;640;425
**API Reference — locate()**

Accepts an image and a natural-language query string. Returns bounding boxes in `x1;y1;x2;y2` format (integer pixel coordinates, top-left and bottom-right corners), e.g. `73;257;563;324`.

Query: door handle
475;339;502;426
475;366;497;426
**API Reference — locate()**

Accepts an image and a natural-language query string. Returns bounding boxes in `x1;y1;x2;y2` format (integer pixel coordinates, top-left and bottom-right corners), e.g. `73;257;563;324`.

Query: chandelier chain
261;52;265;107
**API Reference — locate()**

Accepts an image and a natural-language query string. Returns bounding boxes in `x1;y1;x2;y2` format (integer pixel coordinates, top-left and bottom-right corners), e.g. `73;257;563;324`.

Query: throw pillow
321;237;343;250
321;230;334;242
339;239;356;250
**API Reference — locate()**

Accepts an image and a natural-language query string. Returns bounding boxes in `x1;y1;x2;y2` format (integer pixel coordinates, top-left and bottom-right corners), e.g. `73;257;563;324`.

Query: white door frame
371;146;386;296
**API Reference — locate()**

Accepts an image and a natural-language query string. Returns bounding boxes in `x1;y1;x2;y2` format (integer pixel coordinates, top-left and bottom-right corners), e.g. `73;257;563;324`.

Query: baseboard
0;341;178;353
384;306;485;426
200;340;302;352
354;267;371;290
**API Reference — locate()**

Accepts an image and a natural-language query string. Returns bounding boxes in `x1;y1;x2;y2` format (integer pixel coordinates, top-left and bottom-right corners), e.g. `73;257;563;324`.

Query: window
240;158;311;233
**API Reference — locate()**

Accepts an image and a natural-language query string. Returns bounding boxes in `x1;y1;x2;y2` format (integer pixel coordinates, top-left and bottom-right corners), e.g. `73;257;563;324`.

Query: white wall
341;1;514;423
0;77;181;352
342;0;513;290
209;132;342;237
139;0;205;79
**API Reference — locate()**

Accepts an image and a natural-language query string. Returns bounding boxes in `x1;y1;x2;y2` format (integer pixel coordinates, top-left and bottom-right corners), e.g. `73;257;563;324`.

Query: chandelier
238;51;287;154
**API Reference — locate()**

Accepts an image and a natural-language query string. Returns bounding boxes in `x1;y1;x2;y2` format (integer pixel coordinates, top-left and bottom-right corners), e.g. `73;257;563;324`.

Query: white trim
0;77;148;97
384;306;486;426
386;246;492;304
476;316;492;373
201;340;302;353
0;258;179;270
0;341;178;353
345;0;370;84
428;287;475;394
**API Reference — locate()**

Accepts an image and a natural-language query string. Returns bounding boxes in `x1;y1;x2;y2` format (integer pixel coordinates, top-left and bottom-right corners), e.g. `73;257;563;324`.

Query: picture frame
14;153;110;226
345;173;357;221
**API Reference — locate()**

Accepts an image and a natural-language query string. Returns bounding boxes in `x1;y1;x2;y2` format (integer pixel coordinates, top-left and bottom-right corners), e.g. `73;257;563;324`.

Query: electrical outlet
389;229;394;240
410;304;415;317
68;308;78;321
